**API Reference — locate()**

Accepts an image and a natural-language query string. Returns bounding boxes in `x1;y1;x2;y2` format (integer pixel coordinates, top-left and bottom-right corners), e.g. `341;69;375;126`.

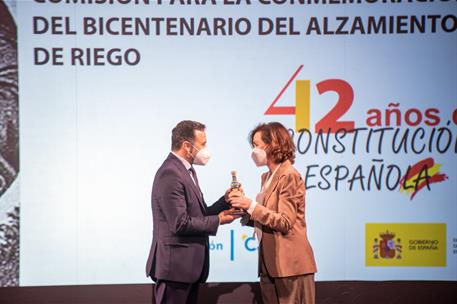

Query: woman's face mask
251;147;267;167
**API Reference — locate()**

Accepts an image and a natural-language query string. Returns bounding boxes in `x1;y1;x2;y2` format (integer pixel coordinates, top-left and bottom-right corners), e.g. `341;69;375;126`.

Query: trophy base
231;209;246;216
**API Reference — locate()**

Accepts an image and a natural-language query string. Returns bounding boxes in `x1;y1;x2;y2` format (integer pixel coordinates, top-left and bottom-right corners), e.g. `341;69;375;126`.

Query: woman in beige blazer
229;122;317;304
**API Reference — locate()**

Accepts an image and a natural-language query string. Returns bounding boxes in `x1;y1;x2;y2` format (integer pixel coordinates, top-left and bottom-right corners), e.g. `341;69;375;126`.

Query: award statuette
230;170;245;215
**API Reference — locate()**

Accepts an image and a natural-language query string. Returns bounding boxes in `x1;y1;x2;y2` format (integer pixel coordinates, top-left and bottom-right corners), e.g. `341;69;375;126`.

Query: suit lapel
167;153;206;211
185;169;206;209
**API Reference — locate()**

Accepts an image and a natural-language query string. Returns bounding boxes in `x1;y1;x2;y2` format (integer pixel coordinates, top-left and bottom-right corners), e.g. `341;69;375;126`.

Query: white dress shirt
171;151;197;186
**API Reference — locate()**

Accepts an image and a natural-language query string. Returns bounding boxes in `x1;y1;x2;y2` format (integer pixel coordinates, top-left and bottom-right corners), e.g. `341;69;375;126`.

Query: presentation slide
0;0;455;286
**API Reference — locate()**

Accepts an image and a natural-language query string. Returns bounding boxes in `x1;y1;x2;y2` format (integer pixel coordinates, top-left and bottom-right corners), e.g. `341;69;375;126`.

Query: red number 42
265;65;355;133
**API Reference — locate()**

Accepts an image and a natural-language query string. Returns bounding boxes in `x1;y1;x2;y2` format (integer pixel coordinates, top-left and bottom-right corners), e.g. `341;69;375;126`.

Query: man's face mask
189;143;211;166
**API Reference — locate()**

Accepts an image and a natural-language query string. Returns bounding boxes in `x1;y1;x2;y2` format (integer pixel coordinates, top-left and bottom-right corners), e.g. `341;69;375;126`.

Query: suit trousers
153;248;209;304
259;249;315;304
154;280;199;304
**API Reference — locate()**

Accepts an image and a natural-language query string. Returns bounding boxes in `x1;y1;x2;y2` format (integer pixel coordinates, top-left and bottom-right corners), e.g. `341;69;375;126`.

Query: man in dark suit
145;120;240;304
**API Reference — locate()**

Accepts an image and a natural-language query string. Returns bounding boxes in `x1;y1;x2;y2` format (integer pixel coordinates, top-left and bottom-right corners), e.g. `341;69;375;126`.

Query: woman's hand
228;191;252;211
224;185;245;202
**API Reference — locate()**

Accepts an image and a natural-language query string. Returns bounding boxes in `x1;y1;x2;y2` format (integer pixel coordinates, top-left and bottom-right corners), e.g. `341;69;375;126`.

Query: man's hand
228;191;252;210
218;208;243;225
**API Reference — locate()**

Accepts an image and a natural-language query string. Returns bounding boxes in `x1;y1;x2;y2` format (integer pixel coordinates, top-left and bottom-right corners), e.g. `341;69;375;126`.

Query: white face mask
251;147;267;167
190;144;211;166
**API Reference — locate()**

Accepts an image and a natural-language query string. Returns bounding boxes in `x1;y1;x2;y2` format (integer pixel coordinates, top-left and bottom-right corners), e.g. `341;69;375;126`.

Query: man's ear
183;141;192;154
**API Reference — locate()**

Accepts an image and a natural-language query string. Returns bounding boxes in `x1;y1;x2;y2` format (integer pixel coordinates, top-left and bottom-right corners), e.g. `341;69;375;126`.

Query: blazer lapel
257;173;268;205
262;161;291;205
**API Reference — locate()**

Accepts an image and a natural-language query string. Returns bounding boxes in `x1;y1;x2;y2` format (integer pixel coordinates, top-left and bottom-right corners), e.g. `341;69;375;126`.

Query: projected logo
264;65;457;133
263;65;453;198
399;158;449;200
372;230;402;260
264;64;354;133
366;223;446;267
209;230;257;261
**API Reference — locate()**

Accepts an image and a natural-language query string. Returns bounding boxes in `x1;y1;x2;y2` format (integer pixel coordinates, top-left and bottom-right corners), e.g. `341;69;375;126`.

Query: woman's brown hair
249;122;296;164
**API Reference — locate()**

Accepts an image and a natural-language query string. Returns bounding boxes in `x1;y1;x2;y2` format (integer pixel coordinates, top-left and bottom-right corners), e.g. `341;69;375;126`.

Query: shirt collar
171;151;192;171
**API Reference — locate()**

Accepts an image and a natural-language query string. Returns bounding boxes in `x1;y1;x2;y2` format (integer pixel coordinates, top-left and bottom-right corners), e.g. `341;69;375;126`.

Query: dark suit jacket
145;153;230;283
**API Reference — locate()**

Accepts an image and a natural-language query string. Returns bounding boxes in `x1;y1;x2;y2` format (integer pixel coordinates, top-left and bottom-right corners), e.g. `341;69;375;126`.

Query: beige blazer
250;160;317;278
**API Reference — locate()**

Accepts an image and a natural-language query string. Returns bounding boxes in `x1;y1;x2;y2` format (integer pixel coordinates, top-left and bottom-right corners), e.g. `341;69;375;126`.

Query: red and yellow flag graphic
400;157;448;200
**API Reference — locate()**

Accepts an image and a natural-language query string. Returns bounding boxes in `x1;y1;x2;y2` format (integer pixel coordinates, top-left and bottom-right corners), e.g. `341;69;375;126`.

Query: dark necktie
189;167;204;202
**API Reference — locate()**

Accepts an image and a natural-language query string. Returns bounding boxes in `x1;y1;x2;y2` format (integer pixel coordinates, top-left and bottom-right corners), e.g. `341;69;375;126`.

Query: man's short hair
171;120;206;150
